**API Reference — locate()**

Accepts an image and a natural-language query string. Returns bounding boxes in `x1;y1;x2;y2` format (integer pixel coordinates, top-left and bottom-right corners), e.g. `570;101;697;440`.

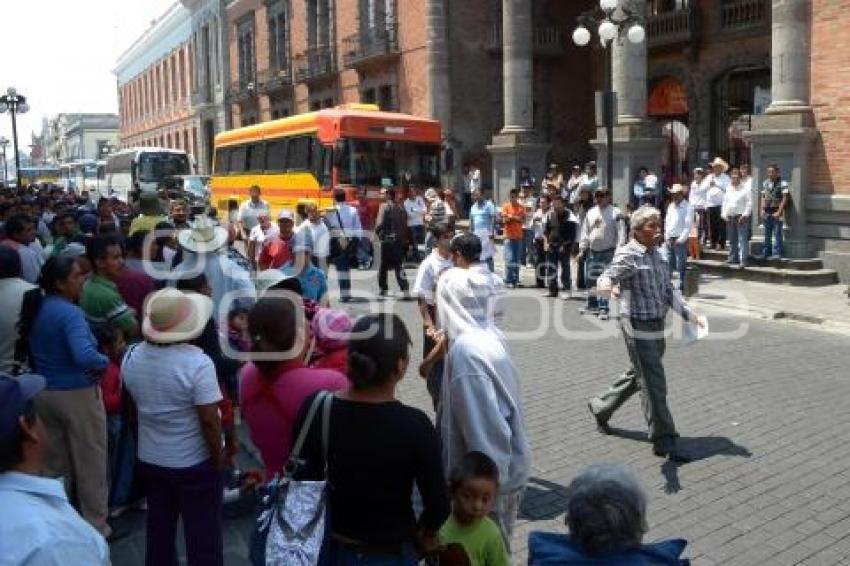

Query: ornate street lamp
572;0;645;193
0;136;8;184
0;88;30;189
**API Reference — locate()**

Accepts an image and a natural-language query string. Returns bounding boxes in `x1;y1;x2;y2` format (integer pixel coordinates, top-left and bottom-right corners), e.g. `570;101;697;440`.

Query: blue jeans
327;541;418;566
546;248;571;295
409;225;425;260
586;249;615;313
762;210;783;257
504;239;523;284
727;217;751;265
667;240;688;291
485;257;495;272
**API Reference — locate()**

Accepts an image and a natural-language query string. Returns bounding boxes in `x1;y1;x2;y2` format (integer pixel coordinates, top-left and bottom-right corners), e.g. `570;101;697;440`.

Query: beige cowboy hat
142;288;213;344
710;157;730;172
177;215;229;253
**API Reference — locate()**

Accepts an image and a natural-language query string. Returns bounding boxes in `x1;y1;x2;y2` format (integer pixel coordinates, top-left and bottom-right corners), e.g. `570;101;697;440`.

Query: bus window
317;145;332;187
214;148;231;174
247;143;266;172
337;139;439;187
230;145;248;174
286;136;313;172
265;139;287;172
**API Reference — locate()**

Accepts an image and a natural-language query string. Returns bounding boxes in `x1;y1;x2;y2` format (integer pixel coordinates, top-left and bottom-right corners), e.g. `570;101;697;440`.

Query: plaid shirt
599;240;693;322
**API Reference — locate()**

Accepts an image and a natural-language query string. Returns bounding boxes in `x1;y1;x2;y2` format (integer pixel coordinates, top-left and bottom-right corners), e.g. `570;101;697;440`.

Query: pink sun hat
310;308;353;351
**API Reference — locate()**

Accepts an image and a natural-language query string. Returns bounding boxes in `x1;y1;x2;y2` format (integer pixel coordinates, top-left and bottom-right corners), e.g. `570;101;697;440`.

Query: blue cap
0;372;45;437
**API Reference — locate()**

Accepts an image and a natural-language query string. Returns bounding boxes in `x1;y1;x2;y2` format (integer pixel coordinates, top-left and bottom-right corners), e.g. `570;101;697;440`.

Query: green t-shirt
79;274;138;337
439;516;510;566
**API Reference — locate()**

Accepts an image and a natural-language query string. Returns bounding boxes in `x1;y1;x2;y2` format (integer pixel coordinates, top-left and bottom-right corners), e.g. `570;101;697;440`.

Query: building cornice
114;1;192;84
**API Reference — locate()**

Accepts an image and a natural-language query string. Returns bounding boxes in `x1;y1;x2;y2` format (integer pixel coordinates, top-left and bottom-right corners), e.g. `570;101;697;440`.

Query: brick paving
110;263;850;565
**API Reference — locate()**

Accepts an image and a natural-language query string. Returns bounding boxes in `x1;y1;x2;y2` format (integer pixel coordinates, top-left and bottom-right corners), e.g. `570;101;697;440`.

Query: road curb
693;295;850;335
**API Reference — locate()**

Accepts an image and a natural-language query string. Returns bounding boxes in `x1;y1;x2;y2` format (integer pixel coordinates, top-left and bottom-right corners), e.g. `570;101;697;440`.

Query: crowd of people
0;172;717;566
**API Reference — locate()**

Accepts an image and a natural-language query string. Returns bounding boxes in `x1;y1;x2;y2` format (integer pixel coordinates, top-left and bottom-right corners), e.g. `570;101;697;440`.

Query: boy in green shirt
439;451;511;566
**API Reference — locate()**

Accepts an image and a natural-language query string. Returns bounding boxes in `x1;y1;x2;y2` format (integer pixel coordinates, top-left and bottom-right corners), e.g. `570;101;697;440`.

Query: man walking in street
375;188;410;298
237;185;269;242
577;189;626;320
324;188;362;302
587;206;703;463
463;162;482;219
759;163;790;260
501;188;526;289
664;184;692;292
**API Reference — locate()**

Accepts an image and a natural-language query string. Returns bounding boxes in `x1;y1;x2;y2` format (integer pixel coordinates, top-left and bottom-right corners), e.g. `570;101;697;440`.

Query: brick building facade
115;3;199;169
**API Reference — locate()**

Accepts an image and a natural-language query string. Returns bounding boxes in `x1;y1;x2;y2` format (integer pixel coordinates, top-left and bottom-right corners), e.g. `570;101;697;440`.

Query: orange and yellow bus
211;104;442;223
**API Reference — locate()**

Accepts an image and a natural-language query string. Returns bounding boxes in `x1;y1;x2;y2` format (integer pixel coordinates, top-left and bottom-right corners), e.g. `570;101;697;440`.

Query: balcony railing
342;21;400;68
226;74;257;102
720;0;768;31
257;66;292;93
486;25;566;57
647;8;698;49
294;47;337;83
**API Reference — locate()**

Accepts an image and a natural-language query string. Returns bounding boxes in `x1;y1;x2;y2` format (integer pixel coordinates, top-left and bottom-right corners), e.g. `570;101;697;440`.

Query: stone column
426;0;455;190
767;0;811;113
611;3;648;124
501;0;533;133
745;0;815;258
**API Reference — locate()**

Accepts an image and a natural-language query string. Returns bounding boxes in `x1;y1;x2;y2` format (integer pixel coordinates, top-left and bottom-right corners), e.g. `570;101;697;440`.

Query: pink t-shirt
240;361;348;480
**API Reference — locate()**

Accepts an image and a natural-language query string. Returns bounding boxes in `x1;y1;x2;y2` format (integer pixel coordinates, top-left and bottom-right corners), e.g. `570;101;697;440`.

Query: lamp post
0;136;8;184
572;0;645;193
0;88;30;190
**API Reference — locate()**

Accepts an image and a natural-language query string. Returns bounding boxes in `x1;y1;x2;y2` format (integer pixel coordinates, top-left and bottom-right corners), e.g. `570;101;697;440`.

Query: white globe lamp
627;24;646;44
572;26;592;46
598;21;617;42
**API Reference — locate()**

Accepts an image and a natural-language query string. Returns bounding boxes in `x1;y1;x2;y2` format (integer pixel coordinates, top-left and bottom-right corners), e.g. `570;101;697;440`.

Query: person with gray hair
527;464;689;564
587;206;704;463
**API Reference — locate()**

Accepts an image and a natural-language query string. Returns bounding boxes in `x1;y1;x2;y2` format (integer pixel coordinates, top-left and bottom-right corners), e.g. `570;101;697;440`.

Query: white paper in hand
682;315;708;346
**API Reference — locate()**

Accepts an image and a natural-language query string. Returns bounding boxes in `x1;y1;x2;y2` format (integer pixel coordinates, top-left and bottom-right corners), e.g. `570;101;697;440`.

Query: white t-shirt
413;250;454;306
249;224;280;244
122;342;222;469
0;278;36;373
237;199;270;232
404;197;427;227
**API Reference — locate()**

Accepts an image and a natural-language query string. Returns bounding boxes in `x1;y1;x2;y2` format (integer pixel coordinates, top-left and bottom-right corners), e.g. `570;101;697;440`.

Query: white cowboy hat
177;215;229;253
424;188;439;201
669;183;685;194
142;288;213;344
710;157;730;172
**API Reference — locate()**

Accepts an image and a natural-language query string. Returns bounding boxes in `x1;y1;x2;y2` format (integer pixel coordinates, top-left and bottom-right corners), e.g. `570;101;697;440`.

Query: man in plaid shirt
587;206;704;463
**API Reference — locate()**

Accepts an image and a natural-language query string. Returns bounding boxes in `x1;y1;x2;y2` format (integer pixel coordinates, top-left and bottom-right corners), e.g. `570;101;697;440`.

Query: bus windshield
337;139;440;188
138;152;191;182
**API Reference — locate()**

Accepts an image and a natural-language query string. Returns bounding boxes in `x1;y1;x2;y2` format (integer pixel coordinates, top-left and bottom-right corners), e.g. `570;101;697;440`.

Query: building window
362;88;377;104
237;14;256;86
379;85;394;111
323;98;334;108
310;101;322;111
268;1;289;73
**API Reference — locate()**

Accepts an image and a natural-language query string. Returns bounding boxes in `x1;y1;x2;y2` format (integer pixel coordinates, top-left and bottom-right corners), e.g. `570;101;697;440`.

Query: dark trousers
378;241;409;293
707;206;726;249
422;311;444;412
462;193;473;219
545;248;571;295
533;239;546;288
333;253;352;299
590;318;677;443
139;459;224;566
575;252;587;290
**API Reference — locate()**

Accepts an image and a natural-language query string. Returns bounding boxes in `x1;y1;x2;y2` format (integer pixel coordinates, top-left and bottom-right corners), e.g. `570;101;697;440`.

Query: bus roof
215;106;441;148
108;147;189;157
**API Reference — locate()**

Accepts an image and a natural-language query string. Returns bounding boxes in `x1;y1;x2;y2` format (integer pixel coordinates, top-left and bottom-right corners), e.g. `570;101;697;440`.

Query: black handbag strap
334;209;346;237
286;391;333;477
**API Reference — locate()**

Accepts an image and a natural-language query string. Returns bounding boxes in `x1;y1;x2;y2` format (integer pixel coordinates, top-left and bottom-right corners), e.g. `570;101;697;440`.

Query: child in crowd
439;451;511;566
309;308;353;373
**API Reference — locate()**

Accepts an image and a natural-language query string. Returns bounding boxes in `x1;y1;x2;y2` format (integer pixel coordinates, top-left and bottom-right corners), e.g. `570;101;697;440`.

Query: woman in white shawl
425;232;531;550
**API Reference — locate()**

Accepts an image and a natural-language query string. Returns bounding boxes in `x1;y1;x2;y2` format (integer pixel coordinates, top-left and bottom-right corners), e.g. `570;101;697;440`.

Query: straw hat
177;215;229;253
710;157;730;172
424;188;439;201
142;288;213;344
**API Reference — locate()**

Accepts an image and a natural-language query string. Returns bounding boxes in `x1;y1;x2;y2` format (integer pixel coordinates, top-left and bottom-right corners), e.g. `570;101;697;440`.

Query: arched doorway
648;76;690;183
711;66;770;166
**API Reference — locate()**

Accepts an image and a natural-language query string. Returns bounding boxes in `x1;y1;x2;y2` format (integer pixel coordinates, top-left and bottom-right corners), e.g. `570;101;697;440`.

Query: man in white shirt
1;214;45;284
463;163;482;219
300;203;330;274
577;189;627;320
236;185;270;240
324;189;363;302
664;184;692;291
413;224;455;409
0;372;110;565
0;247;37;374
688;167;708;246
705;158;731;250
247;212;279;268
403;187;427;261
